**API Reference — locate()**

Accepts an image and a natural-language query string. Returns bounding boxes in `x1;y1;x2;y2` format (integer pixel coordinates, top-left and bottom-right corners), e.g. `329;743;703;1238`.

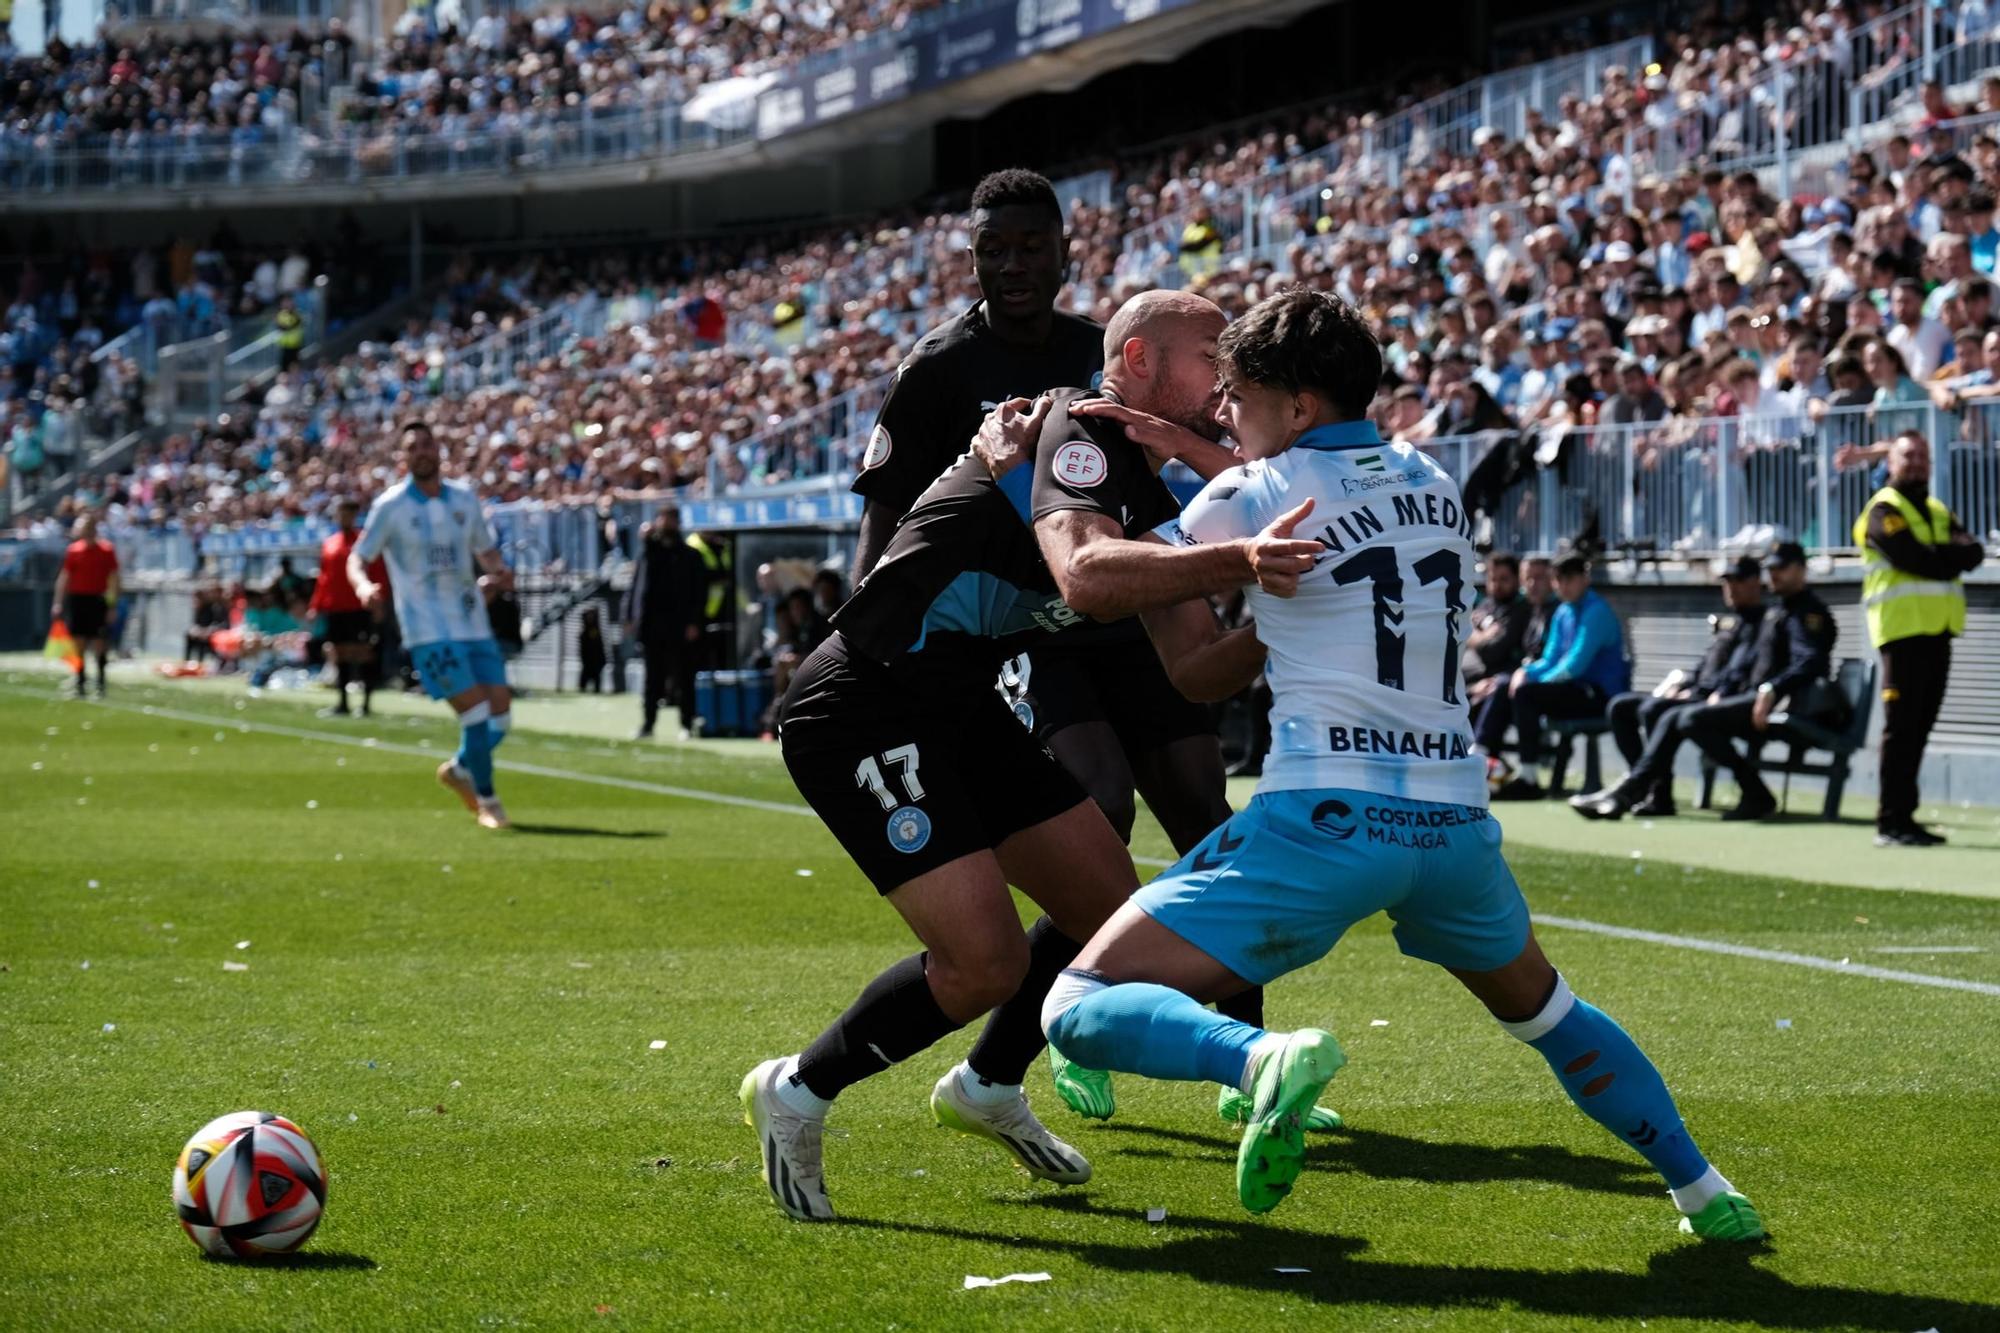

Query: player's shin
783;952;961;1113
455;701;496;797
963;916;1080;1094
1500;974;1719;1199
1043;970;1265;1087
488;708;511;751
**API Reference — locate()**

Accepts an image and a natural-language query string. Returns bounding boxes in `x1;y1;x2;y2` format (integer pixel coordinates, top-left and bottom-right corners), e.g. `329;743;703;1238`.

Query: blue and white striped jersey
353;478;498;648
1154;420;1489;807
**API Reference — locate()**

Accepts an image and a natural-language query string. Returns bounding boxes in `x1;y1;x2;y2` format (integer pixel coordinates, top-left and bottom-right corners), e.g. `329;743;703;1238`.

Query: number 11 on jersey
1331;546;1466;704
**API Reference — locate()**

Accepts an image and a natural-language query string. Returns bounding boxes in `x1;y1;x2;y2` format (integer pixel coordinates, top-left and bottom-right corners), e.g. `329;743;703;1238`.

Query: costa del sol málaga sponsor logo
1310;798;1357;840
887;805;932;853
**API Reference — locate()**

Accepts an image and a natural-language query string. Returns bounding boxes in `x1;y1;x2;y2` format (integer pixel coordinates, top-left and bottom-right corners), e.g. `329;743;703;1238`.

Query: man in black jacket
624;507;710;739
1461;552;1536;707
1573;557;1767;818
1662;543;1836;822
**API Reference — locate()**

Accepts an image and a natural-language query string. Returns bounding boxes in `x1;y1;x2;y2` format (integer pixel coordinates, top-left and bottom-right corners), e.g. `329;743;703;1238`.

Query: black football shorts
780;635;1087;895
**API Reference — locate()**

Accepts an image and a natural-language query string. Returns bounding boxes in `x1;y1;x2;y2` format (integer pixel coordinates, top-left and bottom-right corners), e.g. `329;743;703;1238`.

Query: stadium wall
12;576;1996;807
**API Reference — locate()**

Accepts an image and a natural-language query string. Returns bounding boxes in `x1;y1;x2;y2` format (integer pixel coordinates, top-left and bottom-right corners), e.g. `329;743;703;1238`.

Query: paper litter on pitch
223;960;249;972
963;1273;1052;1289
1369;1019;1389;1027
649;1040;668;1050
1273;1267;1311;1274
1146;1207;1167;1222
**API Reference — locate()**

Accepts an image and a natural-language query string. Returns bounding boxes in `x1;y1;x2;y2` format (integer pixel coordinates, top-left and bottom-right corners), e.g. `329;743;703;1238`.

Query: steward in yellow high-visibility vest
1853;432;1984;845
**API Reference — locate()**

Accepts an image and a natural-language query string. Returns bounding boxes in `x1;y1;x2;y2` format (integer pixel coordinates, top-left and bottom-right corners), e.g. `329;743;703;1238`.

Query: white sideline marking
13;689;812;818
16;685;1997;1000
1531;914;2000;998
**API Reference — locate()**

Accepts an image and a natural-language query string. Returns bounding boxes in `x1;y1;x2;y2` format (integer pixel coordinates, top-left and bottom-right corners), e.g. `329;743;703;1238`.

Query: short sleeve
1151;467;1269;547
353;497;391;562
851;358;945;512
1029;398;1153;524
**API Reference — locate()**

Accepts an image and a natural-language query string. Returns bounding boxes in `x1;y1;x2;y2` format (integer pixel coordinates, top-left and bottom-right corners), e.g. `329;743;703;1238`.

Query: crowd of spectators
11;0;2000;554
0;1;956;156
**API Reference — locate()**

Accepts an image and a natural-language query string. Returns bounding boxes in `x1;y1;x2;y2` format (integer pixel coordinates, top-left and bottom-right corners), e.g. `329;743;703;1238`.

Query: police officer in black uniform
1683;541;1839;821
1572;555;1766;818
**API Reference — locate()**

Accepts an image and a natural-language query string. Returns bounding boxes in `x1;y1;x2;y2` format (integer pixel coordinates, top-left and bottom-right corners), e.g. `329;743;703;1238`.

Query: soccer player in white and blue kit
349;421;518;830
1040;291;1765;1241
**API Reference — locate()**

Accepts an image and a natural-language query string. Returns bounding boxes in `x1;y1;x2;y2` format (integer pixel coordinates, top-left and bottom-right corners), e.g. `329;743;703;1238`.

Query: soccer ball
172;1111;326;1258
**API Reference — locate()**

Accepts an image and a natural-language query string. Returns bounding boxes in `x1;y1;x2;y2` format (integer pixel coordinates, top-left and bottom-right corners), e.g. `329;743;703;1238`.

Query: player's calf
1495;972;1765;1240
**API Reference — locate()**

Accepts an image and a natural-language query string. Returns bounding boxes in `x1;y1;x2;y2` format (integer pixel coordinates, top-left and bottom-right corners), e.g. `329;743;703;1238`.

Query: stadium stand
5;5;1999;582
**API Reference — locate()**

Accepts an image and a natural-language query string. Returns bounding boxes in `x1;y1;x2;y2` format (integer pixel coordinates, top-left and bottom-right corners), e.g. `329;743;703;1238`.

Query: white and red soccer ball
172;1111;326;1258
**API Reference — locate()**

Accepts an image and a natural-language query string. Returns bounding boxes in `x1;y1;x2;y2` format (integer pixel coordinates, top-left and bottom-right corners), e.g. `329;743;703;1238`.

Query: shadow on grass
198;1250;378;1270
507;823;665;839
1094;1123;1658;1198
841;1200;1999;1329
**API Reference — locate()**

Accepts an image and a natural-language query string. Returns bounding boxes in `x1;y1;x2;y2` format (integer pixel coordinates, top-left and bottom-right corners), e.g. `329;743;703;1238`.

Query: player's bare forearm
1040;512;1250;619
347;551;379;605
852;498;900;583
1144;603;1266;703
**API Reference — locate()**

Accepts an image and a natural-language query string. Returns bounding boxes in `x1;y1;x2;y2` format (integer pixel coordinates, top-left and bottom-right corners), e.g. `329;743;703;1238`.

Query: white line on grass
20;689;812;818
17;684;1998;1000
1532;914;2000;997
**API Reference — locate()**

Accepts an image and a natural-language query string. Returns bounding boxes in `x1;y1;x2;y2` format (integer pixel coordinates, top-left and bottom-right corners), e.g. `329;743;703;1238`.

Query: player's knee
1088;784;1137;843
930;933;1030;1015
1493;972;1574;1042
1040;968;1109;1047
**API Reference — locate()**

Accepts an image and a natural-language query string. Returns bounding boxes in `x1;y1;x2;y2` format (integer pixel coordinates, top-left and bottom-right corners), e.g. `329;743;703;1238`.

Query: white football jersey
353;478;498;648
1156;422;1488;807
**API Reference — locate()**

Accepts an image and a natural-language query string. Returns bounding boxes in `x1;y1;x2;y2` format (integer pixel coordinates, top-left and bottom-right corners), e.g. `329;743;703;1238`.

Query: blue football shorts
1131;787;1532;986
412;638;508;701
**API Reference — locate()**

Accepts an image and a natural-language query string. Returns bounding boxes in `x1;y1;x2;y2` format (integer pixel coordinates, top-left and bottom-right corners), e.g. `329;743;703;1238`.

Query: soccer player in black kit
851;169;1280;1128
739;291;1325;1221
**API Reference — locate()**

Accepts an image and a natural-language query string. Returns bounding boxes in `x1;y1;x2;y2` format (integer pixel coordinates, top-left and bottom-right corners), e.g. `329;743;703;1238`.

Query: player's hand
623;620;638;640
970;395;1048;479
357;580;386;611
684;624;702;643
1068;398;1206;469
480;568;516;595
1243;500;1320;597
1752;689;1776;731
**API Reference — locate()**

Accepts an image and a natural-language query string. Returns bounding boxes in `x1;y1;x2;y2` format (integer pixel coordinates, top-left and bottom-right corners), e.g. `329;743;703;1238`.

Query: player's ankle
1237;1032;1285;1093
954;1061;1021;1106
1669;1165;1734;1215
772;1055;832;1118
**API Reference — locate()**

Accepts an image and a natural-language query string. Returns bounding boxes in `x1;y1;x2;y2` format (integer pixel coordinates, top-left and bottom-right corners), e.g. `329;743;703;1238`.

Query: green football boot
1047;1047;1115;1120
1678;1191;1767;1241
1234;1029;1346;1214
1217;1084;1343;1132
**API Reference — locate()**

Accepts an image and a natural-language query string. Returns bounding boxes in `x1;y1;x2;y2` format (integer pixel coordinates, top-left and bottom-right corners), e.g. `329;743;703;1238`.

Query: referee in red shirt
307;496;385;717
52;513;120;697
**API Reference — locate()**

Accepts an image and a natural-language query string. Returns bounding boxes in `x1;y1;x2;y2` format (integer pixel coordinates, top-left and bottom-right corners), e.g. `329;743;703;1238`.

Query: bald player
739;290;1326;1222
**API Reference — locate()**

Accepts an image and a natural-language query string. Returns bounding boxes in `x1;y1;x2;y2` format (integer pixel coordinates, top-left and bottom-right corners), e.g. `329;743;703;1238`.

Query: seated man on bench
1473;555;1630;800
1570;555;1766;818
1573;542;1837;823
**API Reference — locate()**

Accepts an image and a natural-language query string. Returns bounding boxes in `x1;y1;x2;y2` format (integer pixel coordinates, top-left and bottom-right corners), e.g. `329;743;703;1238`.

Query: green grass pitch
3;672;1998;1331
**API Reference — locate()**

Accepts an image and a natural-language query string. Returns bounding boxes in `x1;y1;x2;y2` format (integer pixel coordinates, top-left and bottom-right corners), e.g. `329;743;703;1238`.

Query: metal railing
0;102;752;197
107;401;1999;578
1419;400;2000;559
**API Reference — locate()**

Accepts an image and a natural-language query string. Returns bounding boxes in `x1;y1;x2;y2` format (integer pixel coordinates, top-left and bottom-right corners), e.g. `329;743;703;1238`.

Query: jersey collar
1290;420;1386;452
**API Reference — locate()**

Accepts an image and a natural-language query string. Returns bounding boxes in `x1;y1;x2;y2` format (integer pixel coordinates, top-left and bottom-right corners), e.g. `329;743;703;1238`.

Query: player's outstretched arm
1035;502;1319;620
1067;399;1240;480
1140;598;1266;703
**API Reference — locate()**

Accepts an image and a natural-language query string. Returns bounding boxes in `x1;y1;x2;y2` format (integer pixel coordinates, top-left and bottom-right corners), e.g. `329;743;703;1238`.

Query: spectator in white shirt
1887;277;1952;379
